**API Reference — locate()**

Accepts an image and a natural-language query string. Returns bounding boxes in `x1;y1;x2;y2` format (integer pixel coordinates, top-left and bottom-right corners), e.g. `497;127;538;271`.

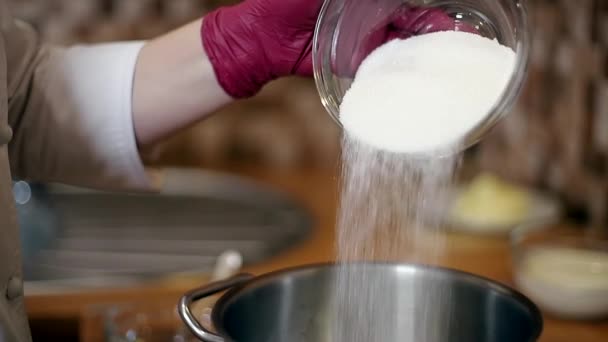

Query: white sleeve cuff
60;41;153;191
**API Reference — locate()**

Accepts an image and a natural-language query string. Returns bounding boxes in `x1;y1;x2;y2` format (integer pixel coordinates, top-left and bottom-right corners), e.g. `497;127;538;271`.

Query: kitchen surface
8;0;608;341
22;166;608;341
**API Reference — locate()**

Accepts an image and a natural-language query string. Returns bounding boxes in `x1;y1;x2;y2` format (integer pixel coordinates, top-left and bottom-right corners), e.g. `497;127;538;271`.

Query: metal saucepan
179;263;543;342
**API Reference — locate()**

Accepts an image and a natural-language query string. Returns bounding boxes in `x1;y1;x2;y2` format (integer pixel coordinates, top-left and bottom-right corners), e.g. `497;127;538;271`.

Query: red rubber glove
334;2;479;77
202;0;477;98
202;0;323;98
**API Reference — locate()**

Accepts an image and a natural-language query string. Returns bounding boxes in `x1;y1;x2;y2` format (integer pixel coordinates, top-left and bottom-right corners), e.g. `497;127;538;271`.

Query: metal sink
16;168;313;293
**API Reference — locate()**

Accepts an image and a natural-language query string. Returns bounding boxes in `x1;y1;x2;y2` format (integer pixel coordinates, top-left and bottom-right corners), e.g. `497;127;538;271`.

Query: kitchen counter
24;166;608;341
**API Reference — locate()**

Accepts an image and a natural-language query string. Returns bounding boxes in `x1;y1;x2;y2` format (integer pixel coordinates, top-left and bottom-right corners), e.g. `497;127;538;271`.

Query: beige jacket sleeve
5;18;156;192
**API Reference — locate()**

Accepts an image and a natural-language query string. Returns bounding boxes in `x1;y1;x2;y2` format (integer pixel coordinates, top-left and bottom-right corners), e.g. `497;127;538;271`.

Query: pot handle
179;273;254;342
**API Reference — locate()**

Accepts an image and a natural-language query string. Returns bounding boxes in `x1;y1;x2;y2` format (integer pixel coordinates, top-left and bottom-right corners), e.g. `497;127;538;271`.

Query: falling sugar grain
332;31;516;342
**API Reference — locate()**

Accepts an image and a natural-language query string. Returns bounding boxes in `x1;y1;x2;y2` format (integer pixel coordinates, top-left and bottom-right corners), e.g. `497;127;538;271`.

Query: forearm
8;38;155;191
132;19;232;147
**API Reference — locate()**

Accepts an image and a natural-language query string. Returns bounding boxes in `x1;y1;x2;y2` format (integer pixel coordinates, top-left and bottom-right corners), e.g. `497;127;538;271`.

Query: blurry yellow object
452;173;531;228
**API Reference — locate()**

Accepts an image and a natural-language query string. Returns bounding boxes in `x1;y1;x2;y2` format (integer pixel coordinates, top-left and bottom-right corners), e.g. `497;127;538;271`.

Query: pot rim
211;261;544;340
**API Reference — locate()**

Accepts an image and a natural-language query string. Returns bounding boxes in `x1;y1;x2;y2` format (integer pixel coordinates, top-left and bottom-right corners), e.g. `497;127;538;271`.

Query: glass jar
312;0;531;153
105;302;199;342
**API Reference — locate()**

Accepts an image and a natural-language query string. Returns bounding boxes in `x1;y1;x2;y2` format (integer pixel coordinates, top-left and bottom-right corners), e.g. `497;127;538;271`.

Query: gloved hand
202;0;477;98
202;0;323;98
334;1;478;77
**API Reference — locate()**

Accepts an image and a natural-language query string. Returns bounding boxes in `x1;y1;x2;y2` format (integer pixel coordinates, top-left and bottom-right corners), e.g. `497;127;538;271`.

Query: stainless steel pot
179;263;543;342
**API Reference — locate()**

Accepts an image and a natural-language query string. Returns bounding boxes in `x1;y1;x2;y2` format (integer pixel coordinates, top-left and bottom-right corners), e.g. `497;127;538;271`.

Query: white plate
443;186;563;236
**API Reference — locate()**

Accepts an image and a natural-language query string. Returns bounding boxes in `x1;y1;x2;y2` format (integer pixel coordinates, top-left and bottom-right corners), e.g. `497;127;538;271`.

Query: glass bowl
312;0;531;154
105;302;199;342
510;222;608;320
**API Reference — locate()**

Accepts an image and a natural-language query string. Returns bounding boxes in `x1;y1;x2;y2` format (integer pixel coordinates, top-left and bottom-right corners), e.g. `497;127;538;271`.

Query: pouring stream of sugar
332;31;516;342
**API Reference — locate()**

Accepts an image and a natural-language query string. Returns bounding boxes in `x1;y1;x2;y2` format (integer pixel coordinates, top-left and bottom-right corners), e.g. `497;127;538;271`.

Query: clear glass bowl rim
312;0;532;155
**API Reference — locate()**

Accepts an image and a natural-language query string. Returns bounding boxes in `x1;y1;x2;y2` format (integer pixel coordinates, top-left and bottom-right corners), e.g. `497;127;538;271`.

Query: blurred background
7;0;608;341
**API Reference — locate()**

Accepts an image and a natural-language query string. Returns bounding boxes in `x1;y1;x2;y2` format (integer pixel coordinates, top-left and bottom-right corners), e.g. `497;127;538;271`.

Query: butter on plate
449;173;533;232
